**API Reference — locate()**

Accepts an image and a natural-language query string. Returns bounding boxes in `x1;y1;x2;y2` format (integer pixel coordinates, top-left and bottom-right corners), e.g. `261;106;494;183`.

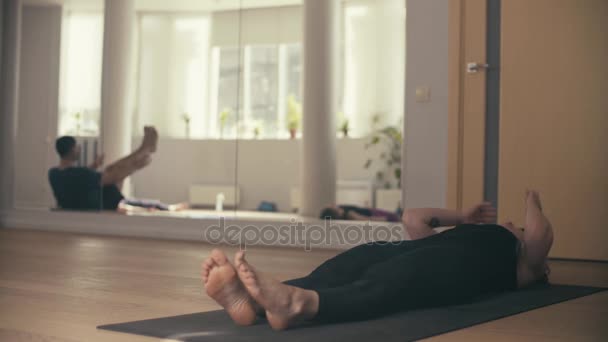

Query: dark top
339;205;372;217
48;167;124;210
435;224;520;292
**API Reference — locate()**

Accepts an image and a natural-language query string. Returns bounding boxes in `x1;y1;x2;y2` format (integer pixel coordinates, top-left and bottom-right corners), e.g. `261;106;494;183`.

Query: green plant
286;95;302;131
219;108;231;138
181;112;191;138
336;111;350;137
73;111;82;135
252;119;262;139
364;123;403;189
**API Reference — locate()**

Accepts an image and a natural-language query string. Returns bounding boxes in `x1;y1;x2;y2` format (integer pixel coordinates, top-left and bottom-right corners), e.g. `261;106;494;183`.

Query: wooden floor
0;229;606;342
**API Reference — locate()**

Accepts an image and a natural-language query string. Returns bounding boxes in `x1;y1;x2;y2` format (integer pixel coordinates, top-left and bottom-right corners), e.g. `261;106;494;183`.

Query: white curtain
342;0;405;137
58;12;104;136
136;14;211;139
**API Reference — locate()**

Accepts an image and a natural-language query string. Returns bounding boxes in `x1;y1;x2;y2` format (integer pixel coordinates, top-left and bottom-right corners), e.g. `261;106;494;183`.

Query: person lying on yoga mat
48;126;187;212
201;190;553;330
319;204;401;222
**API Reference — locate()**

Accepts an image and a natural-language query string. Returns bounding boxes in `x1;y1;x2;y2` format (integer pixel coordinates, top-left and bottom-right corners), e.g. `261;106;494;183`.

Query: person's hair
319;207;342;220
55;136;77;158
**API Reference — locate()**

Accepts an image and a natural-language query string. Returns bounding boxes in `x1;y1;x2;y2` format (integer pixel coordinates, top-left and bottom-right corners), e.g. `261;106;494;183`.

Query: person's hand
463;202;497;224
89;153;105;169
93;154;105;168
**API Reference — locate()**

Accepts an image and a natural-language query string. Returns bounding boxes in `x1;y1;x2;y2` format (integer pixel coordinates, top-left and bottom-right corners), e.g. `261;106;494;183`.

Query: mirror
12;0;406;226
233;0;406;223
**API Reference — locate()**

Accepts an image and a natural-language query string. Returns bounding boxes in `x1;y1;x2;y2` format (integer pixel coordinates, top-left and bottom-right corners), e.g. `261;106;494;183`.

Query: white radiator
189;185;240;208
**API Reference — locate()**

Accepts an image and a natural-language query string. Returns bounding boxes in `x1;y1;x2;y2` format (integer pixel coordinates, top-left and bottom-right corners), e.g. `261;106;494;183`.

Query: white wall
403;0;449;208
130;137;384;212
14;5;62;208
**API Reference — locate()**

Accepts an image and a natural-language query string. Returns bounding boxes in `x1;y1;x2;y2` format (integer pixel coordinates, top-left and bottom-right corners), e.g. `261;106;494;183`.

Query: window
207;0;404;140
58;12;103;137
58;2;405;140
209;46;240;139
245;45;279;138
210;44;302;139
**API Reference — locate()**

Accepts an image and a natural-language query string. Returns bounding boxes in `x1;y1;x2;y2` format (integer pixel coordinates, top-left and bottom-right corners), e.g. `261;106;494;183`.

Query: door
448;0;495;210
498;0;608;260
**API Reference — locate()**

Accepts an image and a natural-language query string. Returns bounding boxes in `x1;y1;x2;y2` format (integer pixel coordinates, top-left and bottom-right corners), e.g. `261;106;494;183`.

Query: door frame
447;0;500;210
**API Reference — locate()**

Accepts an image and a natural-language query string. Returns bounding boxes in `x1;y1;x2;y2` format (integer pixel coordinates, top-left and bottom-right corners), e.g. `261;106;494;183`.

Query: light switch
415;86;431;103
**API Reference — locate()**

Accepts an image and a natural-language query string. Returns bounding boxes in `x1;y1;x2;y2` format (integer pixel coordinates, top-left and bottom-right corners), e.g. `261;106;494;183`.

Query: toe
211;249;228;266
235;250;246;266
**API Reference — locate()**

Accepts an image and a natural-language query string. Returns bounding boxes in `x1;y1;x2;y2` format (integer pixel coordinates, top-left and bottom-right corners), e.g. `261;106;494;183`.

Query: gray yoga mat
98;284;604;342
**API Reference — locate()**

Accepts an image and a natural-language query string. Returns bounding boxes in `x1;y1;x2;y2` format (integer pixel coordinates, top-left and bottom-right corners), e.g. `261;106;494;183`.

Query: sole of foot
235;250;314;331
202;249;257;326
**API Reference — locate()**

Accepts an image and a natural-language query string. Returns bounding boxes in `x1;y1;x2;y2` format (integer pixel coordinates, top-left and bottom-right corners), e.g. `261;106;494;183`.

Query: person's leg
100;126;158;187
284;239;424;290
311;245;484;323
235;243;487;329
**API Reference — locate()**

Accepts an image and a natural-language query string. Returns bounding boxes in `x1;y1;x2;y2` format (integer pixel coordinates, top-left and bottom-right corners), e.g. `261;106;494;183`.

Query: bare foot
202;249;257;326
168;202;189;212
526;189;543;211
234;251;319;331
525;189;551;232
141;126;158;153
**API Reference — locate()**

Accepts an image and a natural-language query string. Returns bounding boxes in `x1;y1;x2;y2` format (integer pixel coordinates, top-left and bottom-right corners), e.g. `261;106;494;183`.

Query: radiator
290;180;373;211
189;185;240;208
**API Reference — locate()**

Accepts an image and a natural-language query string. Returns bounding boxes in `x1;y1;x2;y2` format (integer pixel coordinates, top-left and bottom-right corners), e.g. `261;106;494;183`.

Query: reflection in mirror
126;0;243;218
46;5;104;212
13;4;105;211
233;0;406;223
12;0;406;224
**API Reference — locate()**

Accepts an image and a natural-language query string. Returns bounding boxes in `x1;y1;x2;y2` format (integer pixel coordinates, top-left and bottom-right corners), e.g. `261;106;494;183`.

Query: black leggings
284;224;518;323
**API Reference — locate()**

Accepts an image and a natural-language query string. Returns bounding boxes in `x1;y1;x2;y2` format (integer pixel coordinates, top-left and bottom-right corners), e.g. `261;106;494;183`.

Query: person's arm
88;154;104;170
403;202;497;240
402;208;465;239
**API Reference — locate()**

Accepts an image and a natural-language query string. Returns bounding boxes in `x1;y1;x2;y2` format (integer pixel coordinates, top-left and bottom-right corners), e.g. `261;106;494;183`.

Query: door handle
466;62;490;73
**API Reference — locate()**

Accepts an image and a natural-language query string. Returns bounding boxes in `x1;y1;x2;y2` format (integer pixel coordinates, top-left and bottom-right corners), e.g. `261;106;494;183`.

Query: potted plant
252;120;262;139
286;95;302;139
181;112;191;139
337;112;350;137
73;111;82;136
364;117;403;211
219;108;231;139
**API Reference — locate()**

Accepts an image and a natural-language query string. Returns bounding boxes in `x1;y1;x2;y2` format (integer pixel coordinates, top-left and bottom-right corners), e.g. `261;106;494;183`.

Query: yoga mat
98;284;604;342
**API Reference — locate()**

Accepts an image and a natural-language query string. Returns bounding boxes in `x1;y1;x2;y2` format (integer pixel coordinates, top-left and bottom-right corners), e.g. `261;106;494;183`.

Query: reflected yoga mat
98;284;604;342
